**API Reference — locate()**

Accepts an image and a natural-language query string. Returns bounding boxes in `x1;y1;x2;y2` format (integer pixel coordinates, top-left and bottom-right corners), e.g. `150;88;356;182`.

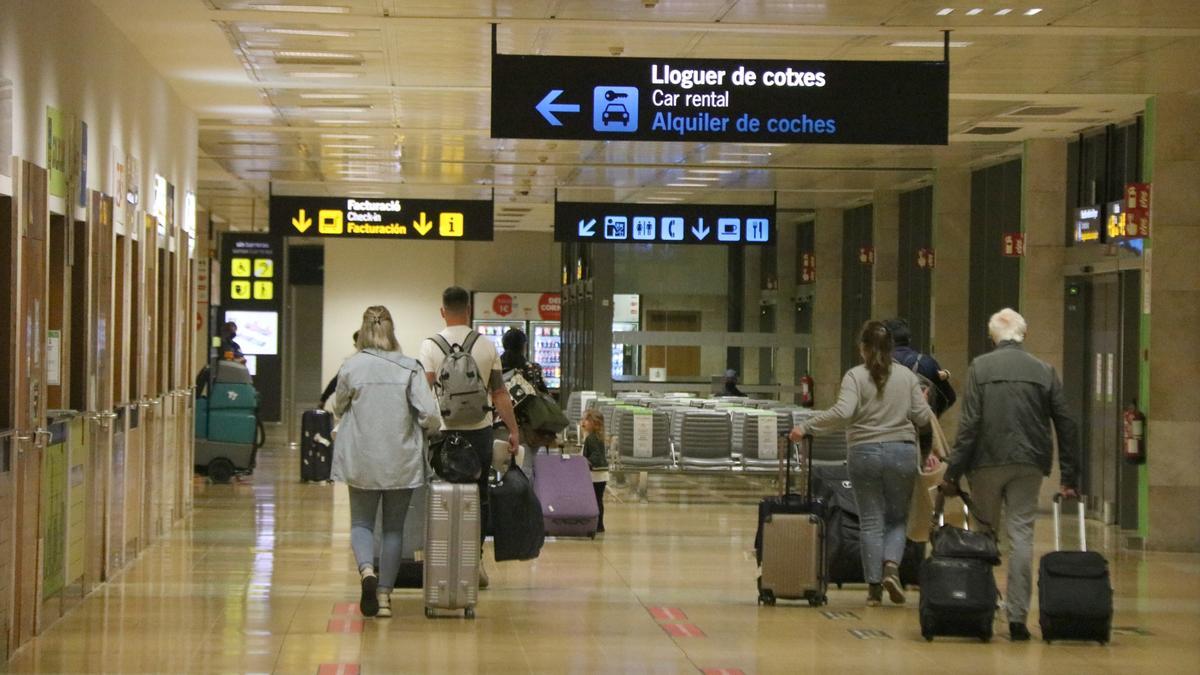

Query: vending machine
472;291;563;391
612;294;641;378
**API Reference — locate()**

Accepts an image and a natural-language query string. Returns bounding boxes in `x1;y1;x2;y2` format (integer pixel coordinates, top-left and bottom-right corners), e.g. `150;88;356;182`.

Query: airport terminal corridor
3;431;1198;674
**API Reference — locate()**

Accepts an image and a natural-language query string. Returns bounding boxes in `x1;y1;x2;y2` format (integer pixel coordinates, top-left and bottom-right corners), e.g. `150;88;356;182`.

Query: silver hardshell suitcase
423;481;480;619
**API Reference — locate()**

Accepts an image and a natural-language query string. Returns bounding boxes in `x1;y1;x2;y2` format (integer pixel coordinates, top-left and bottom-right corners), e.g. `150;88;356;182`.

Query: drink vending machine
472;291;563;390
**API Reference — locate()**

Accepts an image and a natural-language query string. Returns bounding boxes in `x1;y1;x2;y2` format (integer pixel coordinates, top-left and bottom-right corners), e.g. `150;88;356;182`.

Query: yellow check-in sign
272;196;493;241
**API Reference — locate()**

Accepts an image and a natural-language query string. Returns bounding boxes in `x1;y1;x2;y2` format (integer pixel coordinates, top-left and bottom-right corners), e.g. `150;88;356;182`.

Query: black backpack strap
461;330;481;353
431;335;452;356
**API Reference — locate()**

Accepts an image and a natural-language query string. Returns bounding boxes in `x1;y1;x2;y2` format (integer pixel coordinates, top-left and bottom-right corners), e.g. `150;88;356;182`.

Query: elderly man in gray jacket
941;308;1080;642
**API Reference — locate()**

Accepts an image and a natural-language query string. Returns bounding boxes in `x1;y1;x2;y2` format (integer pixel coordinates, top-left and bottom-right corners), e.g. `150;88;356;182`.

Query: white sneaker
376;592;392;618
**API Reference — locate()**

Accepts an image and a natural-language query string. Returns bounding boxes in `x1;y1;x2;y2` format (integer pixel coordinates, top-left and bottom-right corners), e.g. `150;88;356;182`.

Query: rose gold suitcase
756;436;827;606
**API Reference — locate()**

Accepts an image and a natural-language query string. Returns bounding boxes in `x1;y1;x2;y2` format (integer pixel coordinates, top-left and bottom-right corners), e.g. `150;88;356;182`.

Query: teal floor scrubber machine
195;360;265;483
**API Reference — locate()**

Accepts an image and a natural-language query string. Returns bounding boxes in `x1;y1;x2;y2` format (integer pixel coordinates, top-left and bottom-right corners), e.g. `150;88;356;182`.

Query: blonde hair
583;409;605;439
988;308;1027;344
356;305;400;352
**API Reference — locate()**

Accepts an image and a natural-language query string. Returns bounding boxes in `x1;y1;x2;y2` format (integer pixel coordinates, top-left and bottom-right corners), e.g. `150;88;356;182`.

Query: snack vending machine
472;291;563;391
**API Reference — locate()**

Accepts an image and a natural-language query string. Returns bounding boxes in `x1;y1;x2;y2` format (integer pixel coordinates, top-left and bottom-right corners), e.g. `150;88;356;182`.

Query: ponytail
860;320;894;397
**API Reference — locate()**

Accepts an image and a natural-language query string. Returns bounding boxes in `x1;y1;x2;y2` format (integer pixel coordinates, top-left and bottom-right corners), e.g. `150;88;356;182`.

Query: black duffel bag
930;491;1001;565
429;432;482;483
488;464;545;562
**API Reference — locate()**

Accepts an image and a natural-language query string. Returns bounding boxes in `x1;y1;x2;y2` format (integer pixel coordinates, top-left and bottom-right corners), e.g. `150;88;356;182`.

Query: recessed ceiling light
290;71;360;79
720;151;771;157
321;133;371;139
665;182;701;188
276;50;358;60
705;159;751;165
966;8;983;15
250;4;350;14
265;28;353;37
299;92;366;100
994;8;1013;15
686;169;735;174
890;40;973;48
1025;7;1042;15
323;143;373;149
936;8;954;16
315;119;369;125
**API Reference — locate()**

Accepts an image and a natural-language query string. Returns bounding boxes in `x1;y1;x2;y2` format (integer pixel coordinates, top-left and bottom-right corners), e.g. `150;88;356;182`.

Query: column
1021;138;1069;506
812;208;843;407
872;190;900;319
932;169;971;438
1145;93;1200;551
776;218;799;393
741;247;763;385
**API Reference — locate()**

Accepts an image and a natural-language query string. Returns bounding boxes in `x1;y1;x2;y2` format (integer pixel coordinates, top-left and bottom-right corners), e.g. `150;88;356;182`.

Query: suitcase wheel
808;595;825;607
424;607;435;619
464;607;475;619
758;590;776;606
923;634;934;642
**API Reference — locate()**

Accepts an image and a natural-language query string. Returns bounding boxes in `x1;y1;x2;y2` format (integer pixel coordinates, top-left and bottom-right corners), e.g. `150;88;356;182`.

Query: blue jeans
847;442;918;584
348;486;415;593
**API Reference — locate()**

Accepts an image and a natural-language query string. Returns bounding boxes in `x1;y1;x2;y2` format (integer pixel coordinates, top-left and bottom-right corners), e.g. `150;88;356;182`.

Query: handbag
503;369;537;406
429;432;482;483
907;416;951;543
930;490;1001;565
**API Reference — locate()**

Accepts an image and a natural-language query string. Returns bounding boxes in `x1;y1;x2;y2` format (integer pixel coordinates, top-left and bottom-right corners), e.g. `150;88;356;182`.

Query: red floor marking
317;665;361;675
701;669;744;675
326;619;364;634
649;606;688;622
660;622;706;638
331;602;362;617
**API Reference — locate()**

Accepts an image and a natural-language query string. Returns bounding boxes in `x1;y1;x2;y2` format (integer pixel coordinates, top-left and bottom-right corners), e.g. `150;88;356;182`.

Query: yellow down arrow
292;209;313;233
413;212;433;236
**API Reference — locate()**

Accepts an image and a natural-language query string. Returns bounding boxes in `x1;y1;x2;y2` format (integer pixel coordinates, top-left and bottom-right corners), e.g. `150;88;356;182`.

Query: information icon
603;216;628;240
717;218;742;242
632;216;656;241
661;217;684;241
593;86;639;133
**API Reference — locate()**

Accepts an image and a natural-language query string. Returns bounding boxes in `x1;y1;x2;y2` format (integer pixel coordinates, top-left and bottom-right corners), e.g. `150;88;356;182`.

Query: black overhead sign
269;195;494;241
492;54;948;145
555;201;775;246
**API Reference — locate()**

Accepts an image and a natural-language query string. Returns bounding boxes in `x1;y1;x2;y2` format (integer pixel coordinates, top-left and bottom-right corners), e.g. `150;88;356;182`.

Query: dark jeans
447;427;494;546
593;482;606;531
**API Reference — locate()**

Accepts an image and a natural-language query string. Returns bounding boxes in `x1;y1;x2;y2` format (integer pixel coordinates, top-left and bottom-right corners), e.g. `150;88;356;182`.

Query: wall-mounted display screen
1074;205;1103;243
223;310;278;356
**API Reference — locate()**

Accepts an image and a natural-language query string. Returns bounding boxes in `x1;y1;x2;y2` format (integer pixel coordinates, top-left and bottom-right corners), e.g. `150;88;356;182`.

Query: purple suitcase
532;453;600;538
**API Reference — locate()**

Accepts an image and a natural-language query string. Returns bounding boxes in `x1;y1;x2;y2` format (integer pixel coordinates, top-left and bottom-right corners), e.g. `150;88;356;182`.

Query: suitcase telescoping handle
1052;493;1087;552
777;433;811;498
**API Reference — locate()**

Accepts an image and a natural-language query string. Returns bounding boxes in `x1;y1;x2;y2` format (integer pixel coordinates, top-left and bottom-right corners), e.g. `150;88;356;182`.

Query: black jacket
893;345;957;416
945;341;1080;488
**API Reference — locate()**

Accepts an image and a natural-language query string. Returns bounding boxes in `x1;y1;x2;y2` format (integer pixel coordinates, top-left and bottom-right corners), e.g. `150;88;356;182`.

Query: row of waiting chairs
565;390;848;473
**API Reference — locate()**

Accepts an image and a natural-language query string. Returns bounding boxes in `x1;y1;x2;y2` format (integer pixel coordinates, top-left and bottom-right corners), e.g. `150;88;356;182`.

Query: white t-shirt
418;325;502;431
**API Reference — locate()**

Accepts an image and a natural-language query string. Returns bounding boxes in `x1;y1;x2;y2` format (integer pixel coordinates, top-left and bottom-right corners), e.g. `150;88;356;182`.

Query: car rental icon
593;86;638;132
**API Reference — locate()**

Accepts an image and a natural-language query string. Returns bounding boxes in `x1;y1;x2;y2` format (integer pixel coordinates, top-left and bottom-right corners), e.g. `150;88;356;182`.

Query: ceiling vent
964;126;1022;135
1006;106;1080;116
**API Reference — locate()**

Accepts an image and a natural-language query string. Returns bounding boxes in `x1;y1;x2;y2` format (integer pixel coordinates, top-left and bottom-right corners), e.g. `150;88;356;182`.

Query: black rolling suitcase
300;408;334;482
919;492;998;642
1039;495;1113;644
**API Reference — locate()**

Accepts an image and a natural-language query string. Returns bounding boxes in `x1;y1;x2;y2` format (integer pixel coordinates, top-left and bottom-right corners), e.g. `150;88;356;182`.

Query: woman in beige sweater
791;321;934;606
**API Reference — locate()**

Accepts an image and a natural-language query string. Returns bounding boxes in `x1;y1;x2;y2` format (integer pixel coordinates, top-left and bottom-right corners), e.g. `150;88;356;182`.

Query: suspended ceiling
91;0;1200;230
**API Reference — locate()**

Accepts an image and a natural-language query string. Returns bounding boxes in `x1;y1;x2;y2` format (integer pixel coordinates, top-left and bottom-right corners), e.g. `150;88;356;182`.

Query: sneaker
1009;622;1031;641
359;570;379;617
376;592;392;618
866;583;883;607
882;574;907;605
478;565;490;590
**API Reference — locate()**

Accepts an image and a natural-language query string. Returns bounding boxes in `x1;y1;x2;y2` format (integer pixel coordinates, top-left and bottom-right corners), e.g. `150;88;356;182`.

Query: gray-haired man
941;308;1080;642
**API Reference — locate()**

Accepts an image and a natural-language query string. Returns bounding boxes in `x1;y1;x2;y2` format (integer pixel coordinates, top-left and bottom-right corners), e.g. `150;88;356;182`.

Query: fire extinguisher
799;375;815;408
1123;403;1146;464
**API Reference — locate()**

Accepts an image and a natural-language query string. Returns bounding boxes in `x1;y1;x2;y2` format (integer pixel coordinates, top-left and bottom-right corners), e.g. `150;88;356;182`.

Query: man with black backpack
419;286;520;590
884;318;956;420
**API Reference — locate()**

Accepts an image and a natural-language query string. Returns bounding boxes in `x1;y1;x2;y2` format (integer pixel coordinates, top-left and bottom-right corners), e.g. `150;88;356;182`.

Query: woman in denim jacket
334;305;441;618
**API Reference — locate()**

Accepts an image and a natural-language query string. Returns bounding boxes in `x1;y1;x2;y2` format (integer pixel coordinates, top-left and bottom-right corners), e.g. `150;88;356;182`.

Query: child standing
581;410;609;533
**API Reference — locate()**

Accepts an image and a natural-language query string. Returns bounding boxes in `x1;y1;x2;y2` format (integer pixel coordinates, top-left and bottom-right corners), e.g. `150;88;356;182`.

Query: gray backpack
431;332;491;427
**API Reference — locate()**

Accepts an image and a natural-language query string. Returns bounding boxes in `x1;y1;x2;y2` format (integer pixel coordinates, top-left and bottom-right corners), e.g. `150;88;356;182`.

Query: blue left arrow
536;89;580;127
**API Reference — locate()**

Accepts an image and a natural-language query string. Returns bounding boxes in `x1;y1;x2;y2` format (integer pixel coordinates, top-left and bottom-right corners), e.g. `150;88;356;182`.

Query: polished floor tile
6;434;1200;674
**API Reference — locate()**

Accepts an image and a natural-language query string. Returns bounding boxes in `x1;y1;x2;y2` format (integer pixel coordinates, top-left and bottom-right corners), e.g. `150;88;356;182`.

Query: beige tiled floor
8;439;1200;674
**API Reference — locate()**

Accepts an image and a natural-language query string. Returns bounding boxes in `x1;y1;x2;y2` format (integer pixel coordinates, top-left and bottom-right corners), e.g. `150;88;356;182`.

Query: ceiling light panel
243;3;350;14
265;27;354;38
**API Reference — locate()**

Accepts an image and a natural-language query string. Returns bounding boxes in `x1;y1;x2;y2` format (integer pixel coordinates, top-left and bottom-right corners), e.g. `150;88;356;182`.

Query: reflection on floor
7;435;1200;674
